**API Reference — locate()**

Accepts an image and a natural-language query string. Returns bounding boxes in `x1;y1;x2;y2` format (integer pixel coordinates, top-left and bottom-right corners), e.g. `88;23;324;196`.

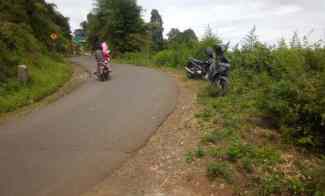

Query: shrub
261;48;325;150
194;146;205;158
258;173;285;195
207;162;233;183
118;52;152;66
185;151;194;163
201;128;234;144
304;158;325;195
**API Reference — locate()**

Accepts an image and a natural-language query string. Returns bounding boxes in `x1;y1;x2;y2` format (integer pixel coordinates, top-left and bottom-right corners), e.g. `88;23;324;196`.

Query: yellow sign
50;33;59;40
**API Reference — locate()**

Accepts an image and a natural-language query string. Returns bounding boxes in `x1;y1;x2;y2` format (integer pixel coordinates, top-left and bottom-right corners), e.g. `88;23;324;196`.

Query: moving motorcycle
185;57;210;79
97;61;111;81
95;50;111;81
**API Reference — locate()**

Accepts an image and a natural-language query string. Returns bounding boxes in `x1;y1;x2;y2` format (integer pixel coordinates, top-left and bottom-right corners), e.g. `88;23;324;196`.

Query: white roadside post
17;65;29;84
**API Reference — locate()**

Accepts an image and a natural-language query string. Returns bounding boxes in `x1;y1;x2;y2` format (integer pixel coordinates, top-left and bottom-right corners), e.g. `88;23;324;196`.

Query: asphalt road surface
0;56;178;196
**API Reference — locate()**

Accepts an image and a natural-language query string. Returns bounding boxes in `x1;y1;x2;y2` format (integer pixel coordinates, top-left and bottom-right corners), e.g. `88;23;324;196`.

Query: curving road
0;56;178;196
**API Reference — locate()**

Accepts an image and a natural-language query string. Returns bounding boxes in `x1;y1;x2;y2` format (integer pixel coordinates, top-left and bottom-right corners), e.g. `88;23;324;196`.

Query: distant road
0;56;178;196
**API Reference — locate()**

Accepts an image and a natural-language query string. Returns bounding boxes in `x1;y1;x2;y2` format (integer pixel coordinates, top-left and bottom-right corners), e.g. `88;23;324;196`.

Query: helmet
205;47;214;57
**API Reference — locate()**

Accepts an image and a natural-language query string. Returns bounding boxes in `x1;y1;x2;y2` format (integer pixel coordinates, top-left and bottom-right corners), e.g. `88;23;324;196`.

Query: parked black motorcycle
185;58;230;95
184;57;210;79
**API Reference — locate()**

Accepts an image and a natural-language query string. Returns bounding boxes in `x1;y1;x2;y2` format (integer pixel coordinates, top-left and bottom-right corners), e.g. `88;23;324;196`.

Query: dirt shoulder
81;69;225;196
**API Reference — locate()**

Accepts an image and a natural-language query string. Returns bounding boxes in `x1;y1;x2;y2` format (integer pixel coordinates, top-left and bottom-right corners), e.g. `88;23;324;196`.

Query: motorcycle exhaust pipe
185;67;195;74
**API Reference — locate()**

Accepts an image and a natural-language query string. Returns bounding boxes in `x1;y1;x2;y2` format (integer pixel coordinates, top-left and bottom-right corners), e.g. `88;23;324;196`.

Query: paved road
0;56;178;196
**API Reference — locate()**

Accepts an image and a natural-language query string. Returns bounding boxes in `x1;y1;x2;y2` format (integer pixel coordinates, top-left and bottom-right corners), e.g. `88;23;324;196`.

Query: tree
182;29;198;42
200;26;222;47
203;25;214;39
278;38;288;49
149;9;164;51
290;32;302;48
242;25;258;50
167;28;181;41
87;0;148;54
167;28;198;47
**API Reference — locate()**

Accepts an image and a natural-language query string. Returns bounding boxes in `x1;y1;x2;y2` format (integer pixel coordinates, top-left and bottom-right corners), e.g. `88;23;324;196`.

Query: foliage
0;0;72;82
0;0;72;114
84;0;148;54
185;151;194;163
260;46;325;150
0;56;72;113
167;28;198;48
207;162;233;183
194;146;205;158
304;158;325;195
227;28;325;151
151;28;221;68
149;9;164;51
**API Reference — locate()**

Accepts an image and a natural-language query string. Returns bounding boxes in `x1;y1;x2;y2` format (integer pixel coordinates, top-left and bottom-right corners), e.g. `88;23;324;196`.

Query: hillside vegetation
0;0;72;113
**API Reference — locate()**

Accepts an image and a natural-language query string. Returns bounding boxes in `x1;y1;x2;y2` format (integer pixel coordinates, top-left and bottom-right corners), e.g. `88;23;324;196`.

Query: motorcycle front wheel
218;78;229;96
211;78;228;96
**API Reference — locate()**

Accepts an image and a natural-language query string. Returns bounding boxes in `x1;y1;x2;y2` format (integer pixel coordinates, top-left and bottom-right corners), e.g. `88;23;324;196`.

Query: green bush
185;151;194;163
0;22;43;81
261;47;325;150
227;32;325;151
153;44;195;68
207;162;233;183
258;173;285;195
0;0;72;82
153;49;176;67
304;158;325;195
118;52;152;66
194;146;205;158
0;56;72;113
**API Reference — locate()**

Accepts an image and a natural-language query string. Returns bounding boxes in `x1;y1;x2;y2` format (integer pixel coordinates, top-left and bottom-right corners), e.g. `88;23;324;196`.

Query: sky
46;0;325;44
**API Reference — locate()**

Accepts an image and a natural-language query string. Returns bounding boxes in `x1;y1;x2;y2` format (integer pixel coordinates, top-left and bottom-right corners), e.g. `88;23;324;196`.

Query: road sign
50;32;59;40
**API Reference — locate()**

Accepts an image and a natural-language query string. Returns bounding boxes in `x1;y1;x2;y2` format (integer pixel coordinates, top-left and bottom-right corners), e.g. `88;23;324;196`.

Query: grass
0;55;72;113
194;146;206;158
185;151;194;163
201;128;235;144
191;69;324;195
207;162;233;183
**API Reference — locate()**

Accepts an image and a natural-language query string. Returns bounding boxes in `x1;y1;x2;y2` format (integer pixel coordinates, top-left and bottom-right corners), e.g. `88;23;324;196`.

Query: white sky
46;0;325;44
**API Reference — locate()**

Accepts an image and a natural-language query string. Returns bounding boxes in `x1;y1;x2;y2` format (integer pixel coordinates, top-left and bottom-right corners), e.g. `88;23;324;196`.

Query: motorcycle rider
101;41;112;72
93;37;104;76
93;37;112;75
